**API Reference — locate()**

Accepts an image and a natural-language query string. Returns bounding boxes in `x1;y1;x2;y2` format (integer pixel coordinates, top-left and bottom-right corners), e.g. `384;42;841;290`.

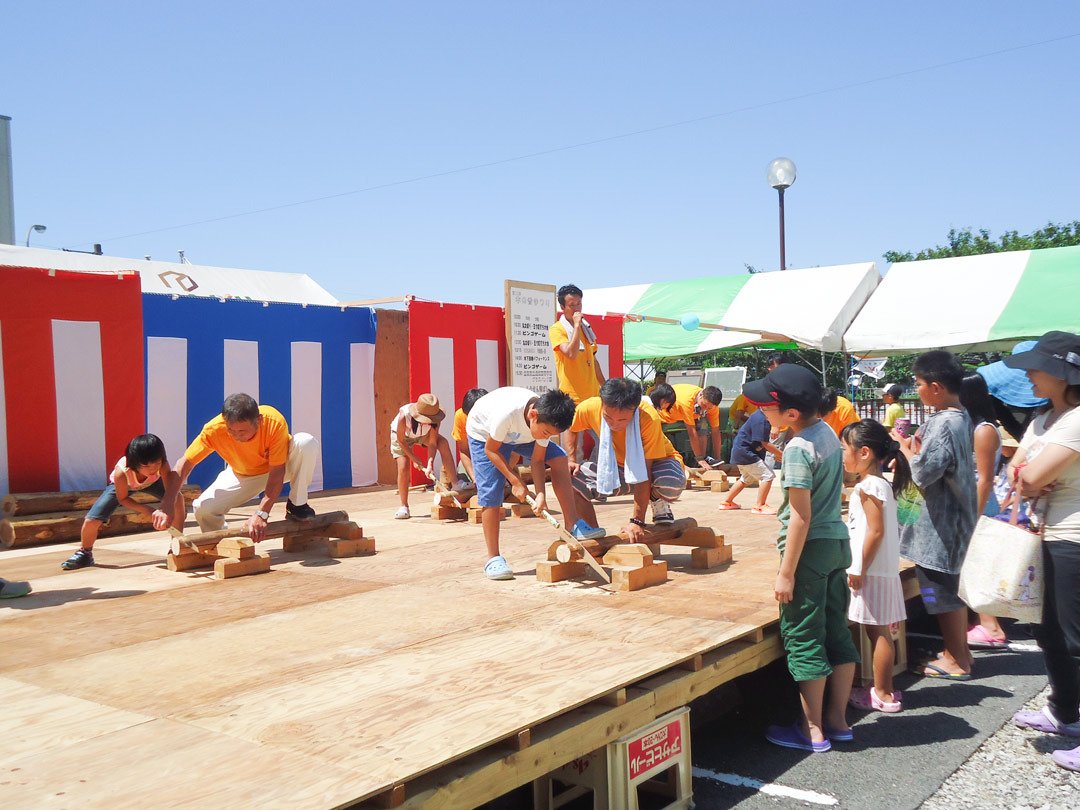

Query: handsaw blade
524;493;611;584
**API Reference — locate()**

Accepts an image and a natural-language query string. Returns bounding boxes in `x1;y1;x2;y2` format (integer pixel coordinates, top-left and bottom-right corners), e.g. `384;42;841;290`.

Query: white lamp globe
766;158;797;190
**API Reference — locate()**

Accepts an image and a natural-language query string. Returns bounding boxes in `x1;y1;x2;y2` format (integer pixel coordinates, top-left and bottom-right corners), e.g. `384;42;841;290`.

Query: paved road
686;620;1055;810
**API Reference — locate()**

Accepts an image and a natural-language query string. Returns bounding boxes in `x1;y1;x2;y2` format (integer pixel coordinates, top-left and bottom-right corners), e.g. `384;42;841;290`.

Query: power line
68;31;1079;249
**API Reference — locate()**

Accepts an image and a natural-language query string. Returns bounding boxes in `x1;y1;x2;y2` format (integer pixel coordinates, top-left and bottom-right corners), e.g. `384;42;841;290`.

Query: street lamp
25;223;46;246
766;158;796;271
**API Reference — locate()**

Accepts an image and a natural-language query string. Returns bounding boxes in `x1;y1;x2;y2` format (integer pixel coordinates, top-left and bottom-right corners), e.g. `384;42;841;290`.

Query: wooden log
2;509;155;549
554;518;699;562
1;485;200;518
169;510;349;554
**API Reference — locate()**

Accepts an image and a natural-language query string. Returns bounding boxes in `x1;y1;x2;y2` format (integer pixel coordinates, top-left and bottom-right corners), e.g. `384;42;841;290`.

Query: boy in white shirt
467;387;604;580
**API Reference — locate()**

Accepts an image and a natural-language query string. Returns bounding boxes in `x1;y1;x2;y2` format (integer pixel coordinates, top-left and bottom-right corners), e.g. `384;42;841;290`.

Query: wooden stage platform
2;482;833;809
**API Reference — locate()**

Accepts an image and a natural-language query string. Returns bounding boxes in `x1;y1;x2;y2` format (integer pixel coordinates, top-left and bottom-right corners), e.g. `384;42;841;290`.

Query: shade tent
0;245;339;305
585;262;880;361
843;246;1080;355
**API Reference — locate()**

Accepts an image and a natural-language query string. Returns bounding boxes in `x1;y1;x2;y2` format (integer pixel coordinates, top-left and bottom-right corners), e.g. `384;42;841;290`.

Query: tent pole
820;350;827;385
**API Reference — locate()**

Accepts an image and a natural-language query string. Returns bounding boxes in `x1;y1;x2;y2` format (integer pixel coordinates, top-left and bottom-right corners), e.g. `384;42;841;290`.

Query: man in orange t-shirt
649;383;724;466
550;284;606;461
154;393;320;541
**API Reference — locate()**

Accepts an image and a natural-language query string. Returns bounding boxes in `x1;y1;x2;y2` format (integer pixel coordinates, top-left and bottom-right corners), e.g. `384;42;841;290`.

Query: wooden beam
1;485;200;517
554;518;699;562
169;510;349;554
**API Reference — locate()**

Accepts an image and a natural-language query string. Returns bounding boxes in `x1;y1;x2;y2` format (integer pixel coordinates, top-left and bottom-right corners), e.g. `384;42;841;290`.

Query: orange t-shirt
452;408;468;442
823;396;859;437
570;398;682;465
549;321;601;404
185;405;291;477
657;384;720;428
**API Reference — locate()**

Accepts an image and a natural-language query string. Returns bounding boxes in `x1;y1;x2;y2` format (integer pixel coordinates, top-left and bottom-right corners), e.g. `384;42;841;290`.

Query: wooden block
215;537;255;559
854;620;907;685
165;551;216;572
373;784;405;808
690;545;733;569
657;527;723;548
710;479;731;493
501;728;531;751
602;543;654;568
598;688;627;706
430;505;467;521
679;653;703;672
324;521;364;540
327;536;376;557
701;470;727;482
508;503;534;518
282;533;325;553
610;560;668;592
467;495;480;508
467;506;507;523
535;559;586;583
213;555;271;579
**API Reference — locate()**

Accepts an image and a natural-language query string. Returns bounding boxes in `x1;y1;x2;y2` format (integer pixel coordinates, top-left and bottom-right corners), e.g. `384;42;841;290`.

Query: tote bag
959;508;1043;623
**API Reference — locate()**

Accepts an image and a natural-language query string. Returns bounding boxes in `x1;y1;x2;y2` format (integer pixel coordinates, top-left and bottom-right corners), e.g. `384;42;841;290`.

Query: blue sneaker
572;519;606;540
484;555;515;581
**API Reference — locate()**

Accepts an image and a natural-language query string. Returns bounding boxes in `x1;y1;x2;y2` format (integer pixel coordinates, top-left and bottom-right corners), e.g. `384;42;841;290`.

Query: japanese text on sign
626;719;682;779
505;281;558;394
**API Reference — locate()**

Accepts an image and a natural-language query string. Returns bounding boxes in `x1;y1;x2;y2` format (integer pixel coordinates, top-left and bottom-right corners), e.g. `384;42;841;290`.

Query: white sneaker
394;506;411;520
650;498;674;523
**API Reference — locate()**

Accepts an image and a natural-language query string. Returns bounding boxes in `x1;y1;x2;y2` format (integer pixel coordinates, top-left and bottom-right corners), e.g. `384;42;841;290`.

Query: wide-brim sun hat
977;340;1050;409
1002;331;1080;386
409;393;445;424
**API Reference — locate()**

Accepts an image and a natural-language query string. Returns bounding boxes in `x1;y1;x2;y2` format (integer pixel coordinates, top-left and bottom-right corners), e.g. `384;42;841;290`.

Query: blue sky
4;2;1078;307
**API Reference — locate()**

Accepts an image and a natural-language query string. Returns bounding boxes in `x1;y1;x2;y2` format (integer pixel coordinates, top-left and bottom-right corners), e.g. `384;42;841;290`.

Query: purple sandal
1052;745;1080;772
765;723;831;753
1013;707;1080;737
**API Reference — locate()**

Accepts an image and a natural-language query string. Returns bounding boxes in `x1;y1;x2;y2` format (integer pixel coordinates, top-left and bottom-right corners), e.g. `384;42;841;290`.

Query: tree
884;221;1080;264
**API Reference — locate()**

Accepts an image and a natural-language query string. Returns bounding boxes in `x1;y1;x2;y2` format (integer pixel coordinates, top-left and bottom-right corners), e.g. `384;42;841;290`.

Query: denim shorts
469;436;566;507
86;478;166;522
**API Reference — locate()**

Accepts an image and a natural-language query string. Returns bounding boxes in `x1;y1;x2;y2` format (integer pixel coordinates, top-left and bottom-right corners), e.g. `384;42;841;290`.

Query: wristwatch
255;509;270;521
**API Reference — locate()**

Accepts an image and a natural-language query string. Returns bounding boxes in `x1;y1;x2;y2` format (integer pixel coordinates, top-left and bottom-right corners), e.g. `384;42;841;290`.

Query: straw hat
997;425;1020;449
409;393;445;424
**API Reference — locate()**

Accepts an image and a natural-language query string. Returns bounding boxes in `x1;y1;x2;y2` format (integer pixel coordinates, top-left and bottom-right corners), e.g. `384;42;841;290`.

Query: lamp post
25;223;46;246
766;158;796;271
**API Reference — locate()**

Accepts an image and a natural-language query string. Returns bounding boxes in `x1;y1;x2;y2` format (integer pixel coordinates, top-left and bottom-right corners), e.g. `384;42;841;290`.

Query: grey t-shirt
897;408;977;573
777;420;848;553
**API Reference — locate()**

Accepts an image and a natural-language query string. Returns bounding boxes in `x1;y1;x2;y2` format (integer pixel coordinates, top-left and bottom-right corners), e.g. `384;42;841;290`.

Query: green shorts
778;537;861;682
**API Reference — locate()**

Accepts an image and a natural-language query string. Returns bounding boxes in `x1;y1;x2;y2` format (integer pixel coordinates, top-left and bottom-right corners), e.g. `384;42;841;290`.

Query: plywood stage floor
2;481;804;809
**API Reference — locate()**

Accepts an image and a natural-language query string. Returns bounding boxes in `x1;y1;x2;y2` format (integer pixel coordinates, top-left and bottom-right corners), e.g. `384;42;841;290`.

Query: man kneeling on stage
154;393;319;542
566;378;687;542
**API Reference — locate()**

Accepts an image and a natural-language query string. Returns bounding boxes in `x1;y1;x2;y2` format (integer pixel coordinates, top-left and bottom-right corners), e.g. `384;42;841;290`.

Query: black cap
1002;331;1080;386
743;364;823;407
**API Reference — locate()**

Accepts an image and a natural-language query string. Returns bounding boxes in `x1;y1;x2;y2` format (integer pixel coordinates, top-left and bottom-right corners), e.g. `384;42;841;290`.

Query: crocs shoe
751;505;778;516
1052;744;1080;772
823;726;853;742
765;723;830;753
571;519;606;541
849;685;902;713
484;555;514;581
394;506;411;520
650;498;674;523
61;549;95;570
1013;706;1080;737
716;501;741;510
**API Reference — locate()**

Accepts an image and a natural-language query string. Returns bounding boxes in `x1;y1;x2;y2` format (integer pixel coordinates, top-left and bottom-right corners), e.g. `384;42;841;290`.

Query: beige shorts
390;432;426;459
738;459;775;485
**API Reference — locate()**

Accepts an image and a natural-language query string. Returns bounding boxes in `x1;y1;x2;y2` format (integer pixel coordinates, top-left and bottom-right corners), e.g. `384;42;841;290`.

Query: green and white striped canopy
585;262;880;361
844;245;1080;355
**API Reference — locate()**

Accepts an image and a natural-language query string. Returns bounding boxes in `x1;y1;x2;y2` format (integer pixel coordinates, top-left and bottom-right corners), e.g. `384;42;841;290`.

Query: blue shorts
468;436;567;507
86;478;167;522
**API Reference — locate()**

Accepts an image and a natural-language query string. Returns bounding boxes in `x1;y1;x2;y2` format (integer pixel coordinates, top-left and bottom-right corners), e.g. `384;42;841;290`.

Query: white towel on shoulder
597;407;648;495
559;313;597;350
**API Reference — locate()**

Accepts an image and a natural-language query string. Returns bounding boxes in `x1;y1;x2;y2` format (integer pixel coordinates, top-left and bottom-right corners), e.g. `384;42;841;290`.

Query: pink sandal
967;624;1007;649
717;502;741;510
849;686;902;713
751;506;778;515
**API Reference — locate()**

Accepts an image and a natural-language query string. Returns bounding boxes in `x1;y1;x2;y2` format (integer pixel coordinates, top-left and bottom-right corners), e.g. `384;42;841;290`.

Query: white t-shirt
466;387;547;447
1020;406;1080;543
390;404;433;441
847;475;901;577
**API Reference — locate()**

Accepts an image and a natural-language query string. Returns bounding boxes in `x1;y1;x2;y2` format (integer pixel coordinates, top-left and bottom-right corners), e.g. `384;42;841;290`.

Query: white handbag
959;495;1044;624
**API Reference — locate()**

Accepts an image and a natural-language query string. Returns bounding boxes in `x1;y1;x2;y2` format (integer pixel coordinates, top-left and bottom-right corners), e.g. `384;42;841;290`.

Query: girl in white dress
842;419;911;713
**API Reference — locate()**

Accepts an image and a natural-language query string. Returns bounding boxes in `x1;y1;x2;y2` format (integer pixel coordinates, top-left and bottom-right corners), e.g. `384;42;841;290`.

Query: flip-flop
966;624;1008;649
917;663;971;681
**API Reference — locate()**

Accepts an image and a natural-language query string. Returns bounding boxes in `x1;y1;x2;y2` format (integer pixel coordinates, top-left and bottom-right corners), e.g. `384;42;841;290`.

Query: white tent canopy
0;245;339;305
585;262;880;360
844;246;1080;355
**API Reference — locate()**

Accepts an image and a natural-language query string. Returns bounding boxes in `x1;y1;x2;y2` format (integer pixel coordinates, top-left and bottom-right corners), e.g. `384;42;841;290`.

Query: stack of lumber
0;486;200;549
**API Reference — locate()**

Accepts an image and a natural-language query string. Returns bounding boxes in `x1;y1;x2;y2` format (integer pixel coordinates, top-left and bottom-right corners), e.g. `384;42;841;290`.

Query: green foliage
884;221;1080;264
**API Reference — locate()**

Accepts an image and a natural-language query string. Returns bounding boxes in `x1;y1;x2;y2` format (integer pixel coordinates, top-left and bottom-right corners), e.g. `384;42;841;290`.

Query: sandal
750;506;778;515
966;624;1008;649
1053;744;1080;772
849;685;902;713
765;723;830;753
1013;707;1080;737
716;502;741;510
